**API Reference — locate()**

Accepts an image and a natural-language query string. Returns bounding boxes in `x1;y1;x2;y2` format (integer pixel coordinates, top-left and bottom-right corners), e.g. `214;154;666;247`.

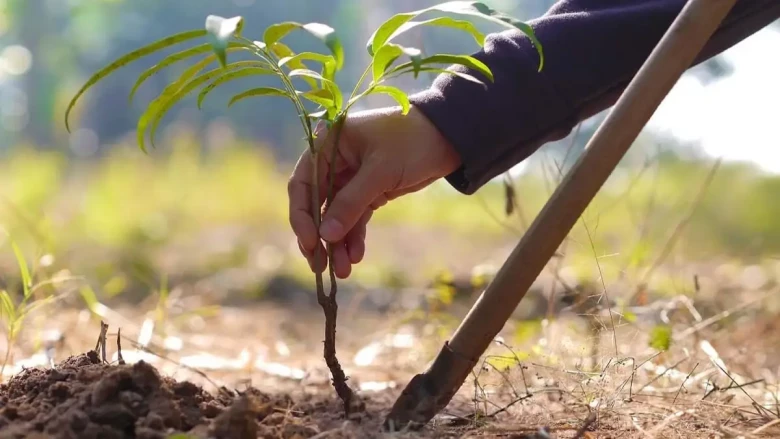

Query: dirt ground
2;297;780;438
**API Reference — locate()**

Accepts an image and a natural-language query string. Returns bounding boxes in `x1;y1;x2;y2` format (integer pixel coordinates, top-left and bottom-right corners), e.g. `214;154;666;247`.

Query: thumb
319;163;389;243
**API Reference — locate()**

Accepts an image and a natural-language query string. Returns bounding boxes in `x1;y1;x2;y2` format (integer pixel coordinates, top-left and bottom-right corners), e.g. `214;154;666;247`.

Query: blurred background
0;0;779;401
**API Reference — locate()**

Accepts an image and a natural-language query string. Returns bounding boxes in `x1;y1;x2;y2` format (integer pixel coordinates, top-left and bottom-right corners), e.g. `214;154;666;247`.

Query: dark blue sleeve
408;0;780;194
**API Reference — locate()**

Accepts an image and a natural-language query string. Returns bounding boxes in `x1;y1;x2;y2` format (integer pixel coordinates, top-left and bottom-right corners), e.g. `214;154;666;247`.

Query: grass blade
65;29;207;132
0;290;16;323
10;241;31;299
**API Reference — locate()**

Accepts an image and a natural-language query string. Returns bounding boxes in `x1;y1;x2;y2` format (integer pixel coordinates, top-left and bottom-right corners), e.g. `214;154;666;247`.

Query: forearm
409;0;780;195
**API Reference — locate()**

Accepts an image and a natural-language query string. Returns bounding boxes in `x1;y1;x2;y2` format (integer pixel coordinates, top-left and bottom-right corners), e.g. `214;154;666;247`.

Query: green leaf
649;324;673;351
228;87;291;107
321;58;337;83
372;44;421;82
149;64;259;146
137;60;262;151
129;42;252;103
390;54;493;82
289;69;343;110
205;15;245;68
362;85;410;114
296;88;335;108
65;29;208;132
367;1;543;70
408;67;485;86
129;44;211;103
10;241;31;299
263;22;344;70
392;17;485;47
278;52;334;69
263;22;301;46
197;66;274;109
269;42;316;88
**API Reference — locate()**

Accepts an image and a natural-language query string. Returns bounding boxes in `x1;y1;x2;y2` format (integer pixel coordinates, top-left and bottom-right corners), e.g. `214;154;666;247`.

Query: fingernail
319;219;343;242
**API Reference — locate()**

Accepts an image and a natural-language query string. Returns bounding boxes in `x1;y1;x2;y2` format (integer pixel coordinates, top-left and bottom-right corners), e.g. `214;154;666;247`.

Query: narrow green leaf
263;22;301;47
367;1;543;71
10;241;31;299
321;58;337;83
394;66;486;86
367;12;415;57
129;44;212;103
268;42;317;88
289;69;343;110
372;44;422;82
137;60;262;151
0;290;16;322
228;87;291;107
296;89;334;108
392;17;485;47
65;29;208;132
205;15;245;67
366;85;411;114
129;42;252;103
149;64;256;146
263;22;344;70
197;66;274;109
388;54;493;82
301;23;344;71
278;52;334;69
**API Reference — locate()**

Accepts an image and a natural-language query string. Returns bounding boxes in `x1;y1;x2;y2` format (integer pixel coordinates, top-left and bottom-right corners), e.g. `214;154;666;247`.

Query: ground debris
0;351;314;439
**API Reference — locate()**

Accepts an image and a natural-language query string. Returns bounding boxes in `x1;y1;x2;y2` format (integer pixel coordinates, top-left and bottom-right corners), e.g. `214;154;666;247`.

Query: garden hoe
384;0;739;431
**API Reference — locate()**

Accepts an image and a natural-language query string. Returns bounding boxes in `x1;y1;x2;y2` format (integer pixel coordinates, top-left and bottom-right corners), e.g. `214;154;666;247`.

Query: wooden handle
384;0;738;430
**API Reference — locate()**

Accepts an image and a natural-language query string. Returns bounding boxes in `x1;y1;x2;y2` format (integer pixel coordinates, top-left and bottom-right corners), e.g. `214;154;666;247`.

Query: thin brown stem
312;116;363;415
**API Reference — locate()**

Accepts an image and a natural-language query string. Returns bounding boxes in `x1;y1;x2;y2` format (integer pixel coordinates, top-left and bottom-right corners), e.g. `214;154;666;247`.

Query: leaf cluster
64;1;544;153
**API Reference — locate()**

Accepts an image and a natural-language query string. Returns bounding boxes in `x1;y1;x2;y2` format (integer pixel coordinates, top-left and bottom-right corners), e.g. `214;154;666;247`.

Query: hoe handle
385;0;738;430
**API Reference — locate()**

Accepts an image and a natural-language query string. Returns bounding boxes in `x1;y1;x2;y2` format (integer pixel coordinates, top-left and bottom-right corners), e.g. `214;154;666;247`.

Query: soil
0;350;349;439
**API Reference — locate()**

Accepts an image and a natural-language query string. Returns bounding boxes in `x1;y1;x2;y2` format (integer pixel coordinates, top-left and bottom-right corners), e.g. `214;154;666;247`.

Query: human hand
288;104;461;279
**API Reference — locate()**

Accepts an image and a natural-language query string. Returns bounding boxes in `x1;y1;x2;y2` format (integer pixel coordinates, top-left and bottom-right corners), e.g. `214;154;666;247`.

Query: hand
288;104;461;279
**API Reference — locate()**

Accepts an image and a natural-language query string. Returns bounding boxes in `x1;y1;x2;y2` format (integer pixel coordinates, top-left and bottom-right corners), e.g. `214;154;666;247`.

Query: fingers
288;152;318;254
319;163;389;243
346;210;372;263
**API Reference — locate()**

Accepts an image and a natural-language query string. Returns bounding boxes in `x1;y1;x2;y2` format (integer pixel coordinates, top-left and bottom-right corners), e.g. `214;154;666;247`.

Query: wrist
409;104;462;175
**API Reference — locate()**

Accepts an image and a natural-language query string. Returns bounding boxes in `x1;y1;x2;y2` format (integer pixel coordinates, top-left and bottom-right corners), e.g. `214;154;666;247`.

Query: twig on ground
116;328;125;365
673;362;699;406
94;320;109;364
673;293;768;342
751;418;780;435
572;411;597;438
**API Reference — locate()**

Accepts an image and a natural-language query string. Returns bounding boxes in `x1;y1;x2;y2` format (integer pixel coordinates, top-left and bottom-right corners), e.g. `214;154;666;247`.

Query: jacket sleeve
408;0;780;195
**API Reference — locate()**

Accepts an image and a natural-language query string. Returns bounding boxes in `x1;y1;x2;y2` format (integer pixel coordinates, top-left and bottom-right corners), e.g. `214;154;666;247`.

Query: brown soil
0;351;344;439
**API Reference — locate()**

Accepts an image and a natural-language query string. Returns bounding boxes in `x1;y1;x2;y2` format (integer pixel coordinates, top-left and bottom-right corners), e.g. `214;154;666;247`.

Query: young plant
0;239;71;379
64;1;543;414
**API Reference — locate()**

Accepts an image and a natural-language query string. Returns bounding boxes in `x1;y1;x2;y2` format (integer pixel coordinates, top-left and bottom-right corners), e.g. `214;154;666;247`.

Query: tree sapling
63;1;543;415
